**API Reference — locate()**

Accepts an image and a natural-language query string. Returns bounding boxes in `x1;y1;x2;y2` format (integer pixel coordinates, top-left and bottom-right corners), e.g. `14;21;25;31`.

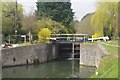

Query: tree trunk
28;30;32;43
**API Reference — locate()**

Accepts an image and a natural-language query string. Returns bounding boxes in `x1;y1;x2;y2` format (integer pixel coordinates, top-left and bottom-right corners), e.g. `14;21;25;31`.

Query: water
2;60;96;78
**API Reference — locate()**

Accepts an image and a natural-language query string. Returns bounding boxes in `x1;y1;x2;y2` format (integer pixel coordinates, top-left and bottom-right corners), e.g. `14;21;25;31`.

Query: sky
17;0;97;21
71;1;96;21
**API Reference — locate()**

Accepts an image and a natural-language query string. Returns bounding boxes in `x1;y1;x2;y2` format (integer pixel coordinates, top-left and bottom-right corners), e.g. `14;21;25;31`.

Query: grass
19;42;32;47
85;41;98;44
101;40;118;45
90;40;118;78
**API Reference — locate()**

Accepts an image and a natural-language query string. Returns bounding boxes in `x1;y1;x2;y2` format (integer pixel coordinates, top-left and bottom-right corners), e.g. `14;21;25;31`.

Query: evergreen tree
36;1;74;27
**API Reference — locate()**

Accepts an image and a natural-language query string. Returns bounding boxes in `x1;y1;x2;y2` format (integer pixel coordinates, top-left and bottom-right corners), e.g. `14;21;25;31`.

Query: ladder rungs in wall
72;43;80;57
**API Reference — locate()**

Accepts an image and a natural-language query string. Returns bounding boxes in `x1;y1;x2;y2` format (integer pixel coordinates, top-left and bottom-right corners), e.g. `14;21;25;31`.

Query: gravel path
97;44;110;56
99;42;120;48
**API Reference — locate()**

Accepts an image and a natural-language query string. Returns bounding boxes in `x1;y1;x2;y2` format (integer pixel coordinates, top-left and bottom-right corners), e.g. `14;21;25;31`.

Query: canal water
2;60;96;78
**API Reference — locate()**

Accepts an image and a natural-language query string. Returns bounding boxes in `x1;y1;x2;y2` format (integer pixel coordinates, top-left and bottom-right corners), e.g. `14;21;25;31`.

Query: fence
2;34;38;44
2;34;88;44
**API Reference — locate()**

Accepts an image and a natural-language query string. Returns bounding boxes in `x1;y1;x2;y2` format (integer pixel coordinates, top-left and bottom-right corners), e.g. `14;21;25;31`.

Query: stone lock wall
80;44;109;67
1;42;108;68
1;43;57;67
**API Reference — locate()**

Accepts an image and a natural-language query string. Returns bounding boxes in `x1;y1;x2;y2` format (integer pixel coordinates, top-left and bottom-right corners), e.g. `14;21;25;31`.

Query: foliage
35;1;74;32
19;42;31;47
91;2;118;38
93;32;98;38
22;13;38;42
36;18;68;34
2;2;23;36
74;13;94;36
22;13;37;33
38;28;51;43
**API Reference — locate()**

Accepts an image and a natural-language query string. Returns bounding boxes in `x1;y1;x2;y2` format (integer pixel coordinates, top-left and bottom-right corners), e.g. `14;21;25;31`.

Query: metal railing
1;34;88;44
50;34;88;42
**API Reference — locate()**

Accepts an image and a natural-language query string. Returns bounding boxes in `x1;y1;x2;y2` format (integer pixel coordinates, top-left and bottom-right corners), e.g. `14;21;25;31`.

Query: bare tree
22;11;38;42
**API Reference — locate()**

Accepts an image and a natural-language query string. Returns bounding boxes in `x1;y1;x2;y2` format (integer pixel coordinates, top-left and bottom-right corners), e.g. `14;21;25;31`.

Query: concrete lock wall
80;44;109;67
1;43;57;67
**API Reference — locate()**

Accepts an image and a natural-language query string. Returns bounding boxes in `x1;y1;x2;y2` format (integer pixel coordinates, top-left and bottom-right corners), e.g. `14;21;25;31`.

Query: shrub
36;19;67;34
38;28;51;43
93;32;98;38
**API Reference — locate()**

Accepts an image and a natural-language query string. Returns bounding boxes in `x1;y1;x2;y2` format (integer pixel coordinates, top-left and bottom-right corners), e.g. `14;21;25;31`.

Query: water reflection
0;65;1;79
2;60;96;78
79;66;96;78
0;56;2;79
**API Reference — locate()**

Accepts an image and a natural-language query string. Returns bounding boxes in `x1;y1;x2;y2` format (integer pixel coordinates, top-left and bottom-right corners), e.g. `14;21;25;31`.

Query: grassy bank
102;40;118;45
90;40;118;78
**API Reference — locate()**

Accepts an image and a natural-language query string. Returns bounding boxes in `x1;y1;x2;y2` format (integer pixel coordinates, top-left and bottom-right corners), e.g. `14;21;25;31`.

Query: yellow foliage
38;28;51;43
93;33;98;38
91;2;118;37
93;30;104;38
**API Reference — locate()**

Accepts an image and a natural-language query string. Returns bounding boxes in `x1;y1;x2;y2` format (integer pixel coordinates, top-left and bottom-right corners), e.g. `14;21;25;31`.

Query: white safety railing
50;34;88;42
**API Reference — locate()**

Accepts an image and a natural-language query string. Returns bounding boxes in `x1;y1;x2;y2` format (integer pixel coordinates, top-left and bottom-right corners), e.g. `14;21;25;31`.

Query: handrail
51;34;87;36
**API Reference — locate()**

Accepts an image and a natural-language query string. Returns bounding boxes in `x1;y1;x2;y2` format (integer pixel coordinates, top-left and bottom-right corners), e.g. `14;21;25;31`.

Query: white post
9;35;10;44
21;35;27;43
24;35;26;43
92;35;94;42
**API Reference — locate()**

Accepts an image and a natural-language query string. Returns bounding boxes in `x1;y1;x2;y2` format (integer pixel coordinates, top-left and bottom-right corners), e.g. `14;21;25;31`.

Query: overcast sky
17;0;97;21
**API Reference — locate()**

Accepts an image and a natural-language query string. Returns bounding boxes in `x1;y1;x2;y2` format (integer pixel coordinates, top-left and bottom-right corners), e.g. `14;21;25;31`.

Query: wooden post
79;43;80;61
72;43;74;59
24;35;26;43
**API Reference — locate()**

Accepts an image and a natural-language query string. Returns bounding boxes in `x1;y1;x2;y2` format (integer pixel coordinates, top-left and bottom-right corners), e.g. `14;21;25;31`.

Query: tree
118;2;120;38
91;2;118;38
73;13;94;36
36;18;67;34
35;1;74;28
22;13;38;42
2;2;23;37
